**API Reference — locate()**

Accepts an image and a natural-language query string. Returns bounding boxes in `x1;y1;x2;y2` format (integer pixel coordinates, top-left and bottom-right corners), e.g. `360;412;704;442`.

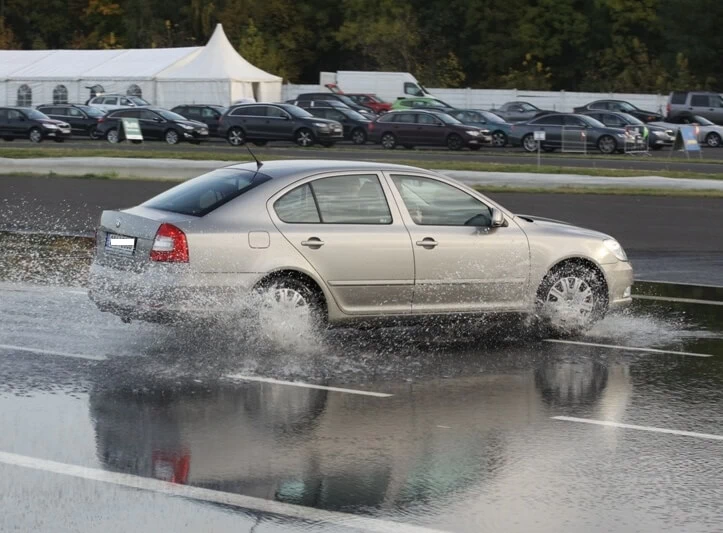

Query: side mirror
154;117;163;123
490;208;506;228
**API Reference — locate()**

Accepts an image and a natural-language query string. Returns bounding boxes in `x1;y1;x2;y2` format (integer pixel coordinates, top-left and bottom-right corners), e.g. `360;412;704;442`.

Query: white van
319;71;433;102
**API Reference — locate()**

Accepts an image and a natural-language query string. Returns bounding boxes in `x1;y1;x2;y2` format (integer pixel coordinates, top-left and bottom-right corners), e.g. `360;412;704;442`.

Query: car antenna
245;143;263;171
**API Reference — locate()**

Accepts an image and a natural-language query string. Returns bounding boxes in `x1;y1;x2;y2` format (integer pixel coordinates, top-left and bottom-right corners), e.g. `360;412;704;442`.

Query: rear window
142;169;271;216
670;92;687;104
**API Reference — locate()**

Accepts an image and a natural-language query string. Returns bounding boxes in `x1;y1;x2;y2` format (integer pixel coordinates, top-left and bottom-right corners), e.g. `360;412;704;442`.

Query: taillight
98;116;105;123
150;223;189;263
666;103;671;116
368;122;375;131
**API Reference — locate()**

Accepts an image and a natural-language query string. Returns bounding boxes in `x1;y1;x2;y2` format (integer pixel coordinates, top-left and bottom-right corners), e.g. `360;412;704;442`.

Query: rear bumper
601;260;634;310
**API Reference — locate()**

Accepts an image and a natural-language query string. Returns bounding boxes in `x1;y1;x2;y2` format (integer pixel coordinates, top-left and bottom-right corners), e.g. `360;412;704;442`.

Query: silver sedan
88;160;633;334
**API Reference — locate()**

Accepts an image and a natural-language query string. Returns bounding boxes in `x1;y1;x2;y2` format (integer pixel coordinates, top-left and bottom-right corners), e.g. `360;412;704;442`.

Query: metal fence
561;127;588;154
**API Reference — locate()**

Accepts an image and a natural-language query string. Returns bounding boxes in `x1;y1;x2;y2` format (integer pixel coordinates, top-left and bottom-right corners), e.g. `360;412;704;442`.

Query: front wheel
227;127;246;146
381;133;397;149
165;129;180;145
351;128;367;145
522;133;537;152
705;132;721;147
29;127;43;143
597;135;617;155
536;263;607;336
447;133;464;151
295;128;315;147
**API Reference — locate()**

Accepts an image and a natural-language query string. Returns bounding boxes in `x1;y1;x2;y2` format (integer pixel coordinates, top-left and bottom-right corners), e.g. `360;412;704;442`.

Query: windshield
619;113;644;125
343;109;368;121
580;115;606;128
436;113;462;125
336;95;359;107
287;106;313;118
690;115;714;126
143;169;271;217
157;110;189;121
480;111;505;123
618;102;636;112
26;109;50;120
81;106;105;117
128;96;150;106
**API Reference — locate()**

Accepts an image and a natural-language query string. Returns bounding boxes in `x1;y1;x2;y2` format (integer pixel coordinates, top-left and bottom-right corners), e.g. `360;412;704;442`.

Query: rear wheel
88;126;98;140
447;133;464;151
597;135;617;154
536;263;607;336
106;128;120;144
491;130;508;147
28;127;43;143
705;132;721;147
227;127;246;146
351;128;367;145
165;129;180;145
295;128;315;147
381;133;397;149
522;133;537;152
256;277;326;334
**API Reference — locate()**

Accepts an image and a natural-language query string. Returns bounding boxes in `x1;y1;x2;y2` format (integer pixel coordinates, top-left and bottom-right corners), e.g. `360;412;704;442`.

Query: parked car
294;93;375;116
286;99;351;111
492;101;556;123
649;114;723;148
390;97;453;111
447;109;513;147
171;104;227;136
368;109;490;151
97;107;209;145
300;104;372;145
86;94;151;113
573;100;662;123
667;91;723;125
510;113;636;154
342;93;392;114
0;106;71;143
219;103;343;147
36;103;105;139
87;159;632;335
578;110;675;149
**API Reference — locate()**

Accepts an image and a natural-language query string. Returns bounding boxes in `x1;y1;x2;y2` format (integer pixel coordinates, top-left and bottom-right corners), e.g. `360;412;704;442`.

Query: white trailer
319;71;432;102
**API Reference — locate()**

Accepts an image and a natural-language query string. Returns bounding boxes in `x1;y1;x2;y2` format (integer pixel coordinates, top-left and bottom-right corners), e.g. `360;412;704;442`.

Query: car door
66;107;87;133
136;109;161;139
707;95;723;124
200;107;221;135
7;109;27;136
386;173;529;312
263;105;294;139
268;172;415;315
415;112;447;145
0;109;9;136
104;97;119;110
530;115;563;147
390;112;417;144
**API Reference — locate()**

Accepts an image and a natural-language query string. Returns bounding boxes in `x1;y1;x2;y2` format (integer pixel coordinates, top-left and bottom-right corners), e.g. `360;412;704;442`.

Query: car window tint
201;108;218;118
532;115;562;125
392;175;491;226
8;110;22;120
327;110;345;121
266;106;288;118
712;95;723;108
274;184;320;223
0;109;7;120
106;97;118;105
671;92;687;104
143;169;271;217
310;175;391;224
690;95;709;107
393;113;415;123
68;108;83;117
138;109;157;120
589;102;605;110
563;116;586;127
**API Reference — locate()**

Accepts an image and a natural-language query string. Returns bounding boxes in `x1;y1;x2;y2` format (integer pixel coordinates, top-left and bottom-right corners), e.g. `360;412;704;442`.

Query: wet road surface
1;280;722;532
3;175;723;284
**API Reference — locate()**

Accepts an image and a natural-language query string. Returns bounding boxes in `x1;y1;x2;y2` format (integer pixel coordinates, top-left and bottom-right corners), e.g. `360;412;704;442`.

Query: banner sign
121;118;143;141
673;126;700;152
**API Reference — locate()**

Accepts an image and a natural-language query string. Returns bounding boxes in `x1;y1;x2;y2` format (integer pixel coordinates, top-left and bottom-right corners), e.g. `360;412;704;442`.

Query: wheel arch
538;256;609;303
254;268;328;310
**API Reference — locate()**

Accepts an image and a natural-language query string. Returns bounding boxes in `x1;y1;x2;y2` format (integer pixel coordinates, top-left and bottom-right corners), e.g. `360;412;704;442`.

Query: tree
0;16;19;48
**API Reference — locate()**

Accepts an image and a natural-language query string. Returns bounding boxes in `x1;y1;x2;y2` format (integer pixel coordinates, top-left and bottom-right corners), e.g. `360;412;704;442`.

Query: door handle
415;238;438;248
301;238;325;248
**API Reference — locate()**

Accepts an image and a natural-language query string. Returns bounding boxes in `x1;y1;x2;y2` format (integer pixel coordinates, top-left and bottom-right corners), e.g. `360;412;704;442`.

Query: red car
344;93;392;114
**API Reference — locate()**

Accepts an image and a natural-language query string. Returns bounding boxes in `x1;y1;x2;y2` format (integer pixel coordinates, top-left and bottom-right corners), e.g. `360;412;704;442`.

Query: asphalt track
3;138;723;174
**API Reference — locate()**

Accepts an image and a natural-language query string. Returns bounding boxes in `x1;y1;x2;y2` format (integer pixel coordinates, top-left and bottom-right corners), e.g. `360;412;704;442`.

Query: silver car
649;115;723;148
88;160;633;333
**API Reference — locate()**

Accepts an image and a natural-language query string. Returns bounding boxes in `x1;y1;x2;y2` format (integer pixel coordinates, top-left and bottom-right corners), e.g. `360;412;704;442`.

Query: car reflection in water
88;355;629;516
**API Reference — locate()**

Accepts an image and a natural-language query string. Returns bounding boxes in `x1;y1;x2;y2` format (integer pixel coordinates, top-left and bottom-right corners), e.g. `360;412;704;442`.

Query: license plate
105;233;136;255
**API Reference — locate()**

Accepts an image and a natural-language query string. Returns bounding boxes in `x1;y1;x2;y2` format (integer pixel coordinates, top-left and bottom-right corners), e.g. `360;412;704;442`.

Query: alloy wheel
106;129;119;144
29;128;42;143
296;129;314;147
351;129;366;144
522;134;537;152
492;131;507;147
598;136;616;154
381;133;396;149
165;130;179;145
706;133;721;147
227;128;245;146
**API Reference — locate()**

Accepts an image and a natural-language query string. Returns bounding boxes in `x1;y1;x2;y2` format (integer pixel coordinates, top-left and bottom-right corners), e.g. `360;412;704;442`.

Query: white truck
319;71;433;102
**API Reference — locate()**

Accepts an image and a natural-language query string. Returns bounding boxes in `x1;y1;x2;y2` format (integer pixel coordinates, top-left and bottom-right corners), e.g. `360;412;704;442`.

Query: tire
522;133;537;153
351;128;367;145
252;140;268;147
469;144;482;151
28;127;43;143
165;129;180;145
447;133;464;151
491;130;508;147
106;128;120;144
226;127;246;146
256;276;326;333
381;133;397;149
536;263;607;336
88;126;97;140
597;135;617;155
705;132;721;148
295;128;315;147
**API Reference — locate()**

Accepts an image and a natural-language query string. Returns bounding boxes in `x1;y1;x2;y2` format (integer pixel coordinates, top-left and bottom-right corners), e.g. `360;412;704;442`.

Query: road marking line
225;374;393;398
0;450;444;533
636;279;723;289
0;344;106;361
552;416;723;441
633;294;723;306
543;338;714;357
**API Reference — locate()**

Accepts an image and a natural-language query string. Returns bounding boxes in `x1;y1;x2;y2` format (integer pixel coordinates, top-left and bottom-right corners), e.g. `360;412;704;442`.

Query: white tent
156;24;282;105
0;24;281;108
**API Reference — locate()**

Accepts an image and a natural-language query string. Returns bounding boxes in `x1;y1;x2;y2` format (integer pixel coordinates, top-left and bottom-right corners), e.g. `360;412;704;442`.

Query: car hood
515;214;611;240
44;119;70;127
305;118;342;126
177;119;206;128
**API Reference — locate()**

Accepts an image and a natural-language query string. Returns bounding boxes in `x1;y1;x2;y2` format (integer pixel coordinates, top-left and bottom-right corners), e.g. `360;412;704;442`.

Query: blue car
448;109;512;147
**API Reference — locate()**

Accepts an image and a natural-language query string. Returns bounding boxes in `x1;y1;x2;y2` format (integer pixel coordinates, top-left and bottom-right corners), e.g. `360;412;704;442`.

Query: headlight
180;124;195;130
466;130;481;137
616;133;626;138
604;239;627;261
313;122;329;129
42;123;58;130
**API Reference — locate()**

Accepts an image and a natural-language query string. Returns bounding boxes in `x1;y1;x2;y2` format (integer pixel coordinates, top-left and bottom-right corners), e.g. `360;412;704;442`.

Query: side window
93;97;106;104
563;116;586;127
310;175;391;224
328;110;345;121
416;113;440;125
0;109;8;121
8;110;22;120
391;175;491;226
52;107;68;116
69;108;84;117
690;95;709;107
590;102;606;110
393;113;415;123
116;109;141;119
201;108;218;119
106;97;119;105
404;82;422;96
671;92;687;104
533;115;563;126
138;109;157;120
266;106;288;119
274;184;320;223
712;95;723;108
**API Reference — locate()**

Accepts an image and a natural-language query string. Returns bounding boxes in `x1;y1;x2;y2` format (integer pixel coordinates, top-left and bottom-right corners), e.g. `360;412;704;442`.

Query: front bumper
315;129;344;141
601;260;634;310
184;129;209;141
43;128;71;139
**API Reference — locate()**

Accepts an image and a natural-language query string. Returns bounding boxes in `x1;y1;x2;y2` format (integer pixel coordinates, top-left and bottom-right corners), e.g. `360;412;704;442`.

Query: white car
86;94;151;113
649;115;723;147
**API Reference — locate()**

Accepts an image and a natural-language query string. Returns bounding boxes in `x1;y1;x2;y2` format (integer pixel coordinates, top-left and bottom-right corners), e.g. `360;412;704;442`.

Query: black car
294;93;376;117
36;104;105;139
97;107;209;145
367;109;490;151
573;100;663;123
0;106;71;143
219;103;343;147
579;110;675;149
300;104;371;144
171;104;227;136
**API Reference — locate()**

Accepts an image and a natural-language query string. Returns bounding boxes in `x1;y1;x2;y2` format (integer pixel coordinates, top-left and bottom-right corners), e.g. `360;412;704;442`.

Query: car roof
224;159;429;185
